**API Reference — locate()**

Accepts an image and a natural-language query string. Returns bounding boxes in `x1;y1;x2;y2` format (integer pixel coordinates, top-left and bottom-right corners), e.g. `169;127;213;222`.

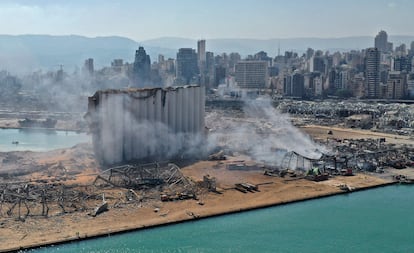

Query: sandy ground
301;125;414;145
0;125;413;252
0;165;391;252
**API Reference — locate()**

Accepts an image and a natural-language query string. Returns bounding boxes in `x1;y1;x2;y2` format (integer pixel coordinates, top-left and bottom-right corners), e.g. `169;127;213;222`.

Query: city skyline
1;0;414;41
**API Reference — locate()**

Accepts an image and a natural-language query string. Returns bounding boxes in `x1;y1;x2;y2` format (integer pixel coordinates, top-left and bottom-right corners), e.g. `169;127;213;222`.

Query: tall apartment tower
197;40;206;63
133;46;151;86
375;31;388;52
311;56;326;74
235;61;268;88
375;30;393;53
386;71;406;99
365;48;381;98
197;40;207;86
176;48;199;85
83;58;94;75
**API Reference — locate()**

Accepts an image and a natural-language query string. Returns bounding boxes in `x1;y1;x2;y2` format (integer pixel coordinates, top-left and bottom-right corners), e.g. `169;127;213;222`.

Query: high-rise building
214;66;226;86
334;70;349;90
306;48;314;60
158;54;165;63
313;76;323;96
111;59;124;73
394;56;411;72
375;30;389;53
345;51;363;71
395;44;407;56
412;58;414;72
291;72;305;97
407;73;414;98
228;53;241;70
365;48;381;98
409;41;414;57
133;46;151;86
311;56;326;74
254;51;272;62
197;40;207;86
305;72;321;90
197;40;206;63
386;71;406;99
83;58;94;75
205;51;215;87
283;74;292;96
235;61;268;88
350;73;366;98
176;48;199;85
387;42;394;52
283;72;304;97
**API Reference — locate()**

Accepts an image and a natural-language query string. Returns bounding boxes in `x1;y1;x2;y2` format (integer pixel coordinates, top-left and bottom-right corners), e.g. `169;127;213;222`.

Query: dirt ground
0;162;390;252
1;125;413;252
301;125;414;145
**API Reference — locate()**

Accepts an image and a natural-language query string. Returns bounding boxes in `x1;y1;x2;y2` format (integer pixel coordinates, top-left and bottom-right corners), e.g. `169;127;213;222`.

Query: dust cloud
205;97;329;166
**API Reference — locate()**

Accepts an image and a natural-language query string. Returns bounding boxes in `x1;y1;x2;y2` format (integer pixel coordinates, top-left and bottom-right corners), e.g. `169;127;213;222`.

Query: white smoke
205;97;328;165
91;94;328;167
119;115;206;160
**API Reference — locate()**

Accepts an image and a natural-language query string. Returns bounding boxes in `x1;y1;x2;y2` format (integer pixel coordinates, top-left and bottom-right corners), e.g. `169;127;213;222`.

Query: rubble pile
325;138;414;172
0;182;102;220
93;162;199;202
278;100;414;134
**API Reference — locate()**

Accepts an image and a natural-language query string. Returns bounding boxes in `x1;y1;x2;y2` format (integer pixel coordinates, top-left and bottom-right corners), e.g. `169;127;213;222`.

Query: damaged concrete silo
85;85;205;165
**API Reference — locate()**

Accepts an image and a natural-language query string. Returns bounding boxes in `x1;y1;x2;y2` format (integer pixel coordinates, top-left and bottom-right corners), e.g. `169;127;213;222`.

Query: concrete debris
338;184;353;192
202;175;217;192
278;100;414;136
90;200;108;217
94;162;199;203
234;182;260;193
226;163;263;171
0;182;98;220
208;150;226;161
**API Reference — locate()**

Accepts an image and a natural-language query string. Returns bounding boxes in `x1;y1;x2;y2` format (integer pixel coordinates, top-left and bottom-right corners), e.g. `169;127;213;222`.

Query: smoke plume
205;97;328;166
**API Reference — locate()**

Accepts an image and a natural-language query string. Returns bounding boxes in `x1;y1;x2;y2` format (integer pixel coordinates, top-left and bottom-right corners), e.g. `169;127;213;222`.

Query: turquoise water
0;128;90;152
29;185;414;253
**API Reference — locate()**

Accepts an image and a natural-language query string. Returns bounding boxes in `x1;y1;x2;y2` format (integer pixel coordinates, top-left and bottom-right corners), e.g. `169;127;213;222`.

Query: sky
1;0;414;41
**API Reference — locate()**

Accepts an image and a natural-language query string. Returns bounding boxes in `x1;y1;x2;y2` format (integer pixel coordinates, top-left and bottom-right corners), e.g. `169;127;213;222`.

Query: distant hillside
142;36;414;56
1;34;414;74
0;35;165;73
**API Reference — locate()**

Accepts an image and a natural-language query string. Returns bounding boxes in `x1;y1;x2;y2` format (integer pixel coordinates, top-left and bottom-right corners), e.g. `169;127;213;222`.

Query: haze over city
1;0;414;40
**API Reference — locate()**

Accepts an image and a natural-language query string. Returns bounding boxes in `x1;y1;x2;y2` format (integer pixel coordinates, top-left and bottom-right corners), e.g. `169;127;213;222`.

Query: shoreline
4;180;397;253
1;122;413;252
0;126;85;133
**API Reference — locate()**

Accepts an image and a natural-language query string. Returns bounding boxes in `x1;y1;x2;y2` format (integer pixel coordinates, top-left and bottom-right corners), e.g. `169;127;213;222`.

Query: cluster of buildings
266;30;414;100
80;30;414;100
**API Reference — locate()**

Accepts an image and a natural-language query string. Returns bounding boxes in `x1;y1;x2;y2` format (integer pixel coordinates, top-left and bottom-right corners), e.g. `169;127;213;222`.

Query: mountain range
1;34;414;74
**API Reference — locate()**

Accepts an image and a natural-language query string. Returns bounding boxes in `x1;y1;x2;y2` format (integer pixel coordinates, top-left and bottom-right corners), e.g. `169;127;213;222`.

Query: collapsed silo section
85;85;205;165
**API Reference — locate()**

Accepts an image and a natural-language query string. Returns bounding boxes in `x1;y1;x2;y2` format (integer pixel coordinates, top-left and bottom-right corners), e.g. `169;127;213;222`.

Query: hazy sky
1;0;413;41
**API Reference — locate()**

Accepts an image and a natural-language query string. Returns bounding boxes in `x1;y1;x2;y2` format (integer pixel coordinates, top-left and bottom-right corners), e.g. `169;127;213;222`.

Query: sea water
28;185;414;253
0;128;90;152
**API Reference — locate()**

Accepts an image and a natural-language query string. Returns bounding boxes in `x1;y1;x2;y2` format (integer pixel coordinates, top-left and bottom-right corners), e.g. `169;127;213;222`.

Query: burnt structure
86;85;205;165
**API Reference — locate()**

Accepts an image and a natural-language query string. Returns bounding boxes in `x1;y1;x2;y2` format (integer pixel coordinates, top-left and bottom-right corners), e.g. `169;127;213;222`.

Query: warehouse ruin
85;85;205;165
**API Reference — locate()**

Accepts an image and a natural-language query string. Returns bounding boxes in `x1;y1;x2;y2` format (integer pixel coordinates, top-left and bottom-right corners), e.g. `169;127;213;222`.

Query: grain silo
85;85;205;165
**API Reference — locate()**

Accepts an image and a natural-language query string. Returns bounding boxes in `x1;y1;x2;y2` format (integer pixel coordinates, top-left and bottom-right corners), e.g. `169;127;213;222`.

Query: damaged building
85;85;205;165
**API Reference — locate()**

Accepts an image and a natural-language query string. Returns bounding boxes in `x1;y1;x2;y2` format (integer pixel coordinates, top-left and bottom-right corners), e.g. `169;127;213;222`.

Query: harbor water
29;185;414;253
0;128;90;152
